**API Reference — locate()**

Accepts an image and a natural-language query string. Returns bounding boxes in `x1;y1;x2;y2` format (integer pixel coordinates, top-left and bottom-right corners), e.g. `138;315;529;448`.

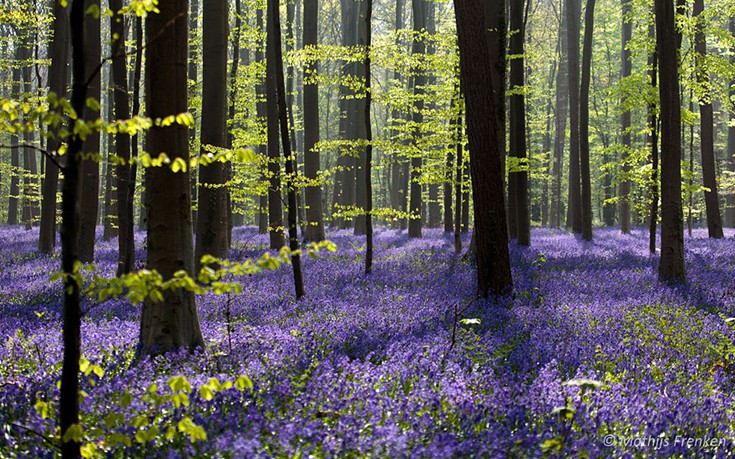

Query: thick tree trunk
693;0;724;238
619;0;632;234
455;0;513;296
579;0;595;240
140;0;205;355
364;0;374;274
195;0;230;270
656;0;685;282
39;1;69;253
302;0;325;241
509;0;529;245
189;0;199;228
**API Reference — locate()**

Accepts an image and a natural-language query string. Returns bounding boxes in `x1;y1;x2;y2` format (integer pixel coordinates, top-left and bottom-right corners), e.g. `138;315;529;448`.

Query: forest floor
0;226;734;457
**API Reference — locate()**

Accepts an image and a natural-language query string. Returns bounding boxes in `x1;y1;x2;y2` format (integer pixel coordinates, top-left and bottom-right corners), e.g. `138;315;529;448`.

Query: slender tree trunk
228;0;244;230
566;0;582;233
579;0;595;240
78;0;101;262
509;0;530;245
39;1;69;252
389;0;405;229
693;0;724;238
648;24;659;252
21;43;37;231
302;0;325;241
189;0;199;228
353;0;368;235
140;0;205;355
364;0;374;274
454;99;463;252
619;0;632;234
7;43;22;226
266;2;285;248
111;0;133;274
656;0;685;282
541;46;557;228
270;0;304;298
455;0;513;296
256;10;269;234
550;11;568;228
128;17;142;265
60;2;87;456
727;19;735;228
408;0;426;238
195;0;230;271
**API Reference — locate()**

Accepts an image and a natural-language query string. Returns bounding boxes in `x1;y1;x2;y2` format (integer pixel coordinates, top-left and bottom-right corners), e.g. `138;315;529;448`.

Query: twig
8;422;60;451
440;295;481;369
0;143;63;171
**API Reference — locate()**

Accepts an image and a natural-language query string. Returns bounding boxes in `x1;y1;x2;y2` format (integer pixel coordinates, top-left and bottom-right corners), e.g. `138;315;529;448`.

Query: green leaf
459;318;481;326
85;97;101;112
235;375;254;392
62;423;84;443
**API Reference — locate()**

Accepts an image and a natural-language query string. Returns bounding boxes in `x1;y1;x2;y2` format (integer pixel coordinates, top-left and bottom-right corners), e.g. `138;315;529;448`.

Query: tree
509;0;530;245
302;0;325;242
110;0;134;275
270;0;304;298
619;0;632;234
566;0;582;233
195;0;231;270
39;0;69;253
579;0;595;241
727;19;735;228
78;0;101;263
454;0;513;296
60;1;88;456
408;0;425;238
265;1;285;249
693;0;724;239
550;6;568;229
139;0;205;355
655;0;685;283
364;0;373;274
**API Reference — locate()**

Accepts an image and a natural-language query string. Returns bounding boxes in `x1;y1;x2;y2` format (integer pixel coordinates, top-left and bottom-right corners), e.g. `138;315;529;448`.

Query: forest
1;0;735;457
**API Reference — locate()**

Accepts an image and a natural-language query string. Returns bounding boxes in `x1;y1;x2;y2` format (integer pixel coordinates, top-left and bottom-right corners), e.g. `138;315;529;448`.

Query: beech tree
454;0;513;296
139;0;205;355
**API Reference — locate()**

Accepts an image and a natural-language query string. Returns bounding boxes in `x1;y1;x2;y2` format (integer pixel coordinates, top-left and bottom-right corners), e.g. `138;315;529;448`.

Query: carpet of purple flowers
1;225;735;457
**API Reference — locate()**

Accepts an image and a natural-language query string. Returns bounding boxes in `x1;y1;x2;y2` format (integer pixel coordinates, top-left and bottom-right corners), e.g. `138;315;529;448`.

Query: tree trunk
693;0;724;238
364;0;374;274
727;19;735;228
302;0;325;241
21;42;37;231
655;0;685;282
566;0;582;233
195;0;230;271
270;0;305;298
189;0;199;228
266;2;285;248
78;0;101;263
110;0;134;274
39;0;69;252
455;0;513;296
648;23;659;253
7;44;22;226
389;0;405;229
550;10;568;229
408;0;426;238
619;0;632;234
256;10;269;234
60;2;87;456
140;0;205;356
509;0;530;245
579;0;595;240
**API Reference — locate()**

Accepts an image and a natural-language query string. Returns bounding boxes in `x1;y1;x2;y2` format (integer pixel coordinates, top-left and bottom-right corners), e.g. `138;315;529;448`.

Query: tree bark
364;0;374;274
727;18;735;228
566;0;582;233
619;0;632;234
455;0;513;296
648;23;658;253
195;0;230;271
270;0;305;298
39;0;69;252
255;10;269;234
550;9;568;228
140;0;205;355
60;2;87;456
408;0;426;238
656;0;685;282
266;2;285;248
302;0;325;241
579;0;595;240
693;0;724;238
509;0;530;245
